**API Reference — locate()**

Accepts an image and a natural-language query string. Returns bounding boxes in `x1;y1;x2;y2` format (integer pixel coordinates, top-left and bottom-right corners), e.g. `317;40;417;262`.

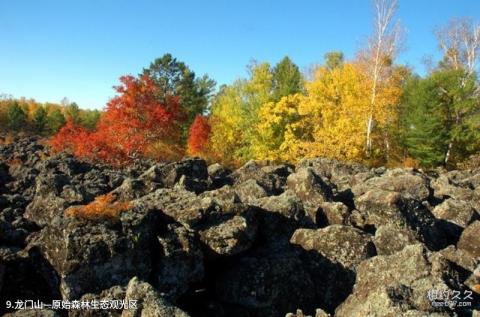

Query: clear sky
1;0;479;109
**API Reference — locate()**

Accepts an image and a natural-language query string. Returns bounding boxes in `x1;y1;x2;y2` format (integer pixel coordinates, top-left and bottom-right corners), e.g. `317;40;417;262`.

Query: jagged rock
135;188;221;229
23;154;123;227
432;198;479;228
234;179;268;203
198;204;259;257
290;225;376;270
297;157;369;193
252;189;305;221
138;164;164;187
199;185;239;211
29;206;159;299
457;221;480;257
122;277;189;317
24;172;70;226
231;160;290;195
436;245;478;272
317;201;350;226
154;224;204;299
207;163;232;188
335;244;469;316
352;170;430;201
157;158;208;194
286;168;332;219
373;224;417;255
353;189;448;250
3;137;480;316
112;178;148;201
431;174;480;210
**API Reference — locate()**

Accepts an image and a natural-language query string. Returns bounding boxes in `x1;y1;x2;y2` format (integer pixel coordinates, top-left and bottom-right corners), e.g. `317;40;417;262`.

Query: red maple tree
50;75;186;166
187;115;211;155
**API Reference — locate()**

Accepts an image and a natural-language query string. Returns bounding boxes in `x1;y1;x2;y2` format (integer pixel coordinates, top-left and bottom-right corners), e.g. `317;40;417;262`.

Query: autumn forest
2;1;480;169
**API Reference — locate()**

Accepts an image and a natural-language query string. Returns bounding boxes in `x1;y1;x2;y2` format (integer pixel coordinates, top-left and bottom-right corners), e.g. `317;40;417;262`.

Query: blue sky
1;0;479;109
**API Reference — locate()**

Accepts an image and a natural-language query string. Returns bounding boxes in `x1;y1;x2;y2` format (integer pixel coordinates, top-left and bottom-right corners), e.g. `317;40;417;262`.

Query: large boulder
317;201;350;226
431;174;480;210
135;188;220;229
251;189;306;221
154;224;204;300
231;160;292;195
24;155;123;227
351;170;431;201
432;198;479;229
24;172;71;226
30;206;160;299
373;224;417;255
335;244;471;316
198;204;259;257
296;157;369;193
207;163;232;189
290;225;376;270
157;158;209;194
353;189;448;250
234;179;268;204
286;168;332;219
199;185;240;211
457;221;480;258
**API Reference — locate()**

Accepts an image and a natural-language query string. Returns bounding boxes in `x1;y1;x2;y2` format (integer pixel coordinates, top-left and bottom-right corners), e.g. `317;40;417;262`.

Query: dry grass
403;157;419;169
65;193;131;220
0;133;14;145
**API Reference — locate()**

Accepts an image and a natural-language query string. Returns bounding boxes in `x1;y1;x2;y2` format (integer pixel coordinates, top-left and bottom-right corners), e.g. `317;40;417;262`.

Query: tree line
8;0;480;168
0;96;100;135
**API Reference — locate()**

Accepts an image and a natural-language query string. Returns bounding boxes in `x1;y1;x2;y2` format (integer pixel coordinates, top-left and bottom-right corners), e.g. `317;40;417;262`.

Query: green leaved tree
47;108;66;133
32;106;48;134
7;102;27;132
272;56;304;101
142;53;216;139
400;69;480;167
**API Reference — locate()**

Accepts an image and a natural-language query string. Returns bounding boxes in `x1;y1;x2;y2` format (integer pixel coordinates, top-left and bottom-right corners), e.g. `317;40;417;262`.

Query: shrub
65;193;130;220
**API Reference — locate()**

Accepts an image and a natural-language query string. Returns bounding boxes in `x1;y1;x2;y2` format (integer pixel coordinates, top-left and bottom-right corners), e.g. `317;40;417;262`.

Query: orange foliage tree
50;75;186;166
50;119;92;158
92;75;186;164
187;115;211;156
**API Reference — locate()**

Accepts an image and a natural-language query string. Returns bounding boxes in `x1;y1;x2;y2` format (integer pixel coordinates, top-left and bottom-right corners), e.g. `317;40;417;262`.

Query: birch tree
361;0;402;158
436;18;480;75
435;18;480;164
